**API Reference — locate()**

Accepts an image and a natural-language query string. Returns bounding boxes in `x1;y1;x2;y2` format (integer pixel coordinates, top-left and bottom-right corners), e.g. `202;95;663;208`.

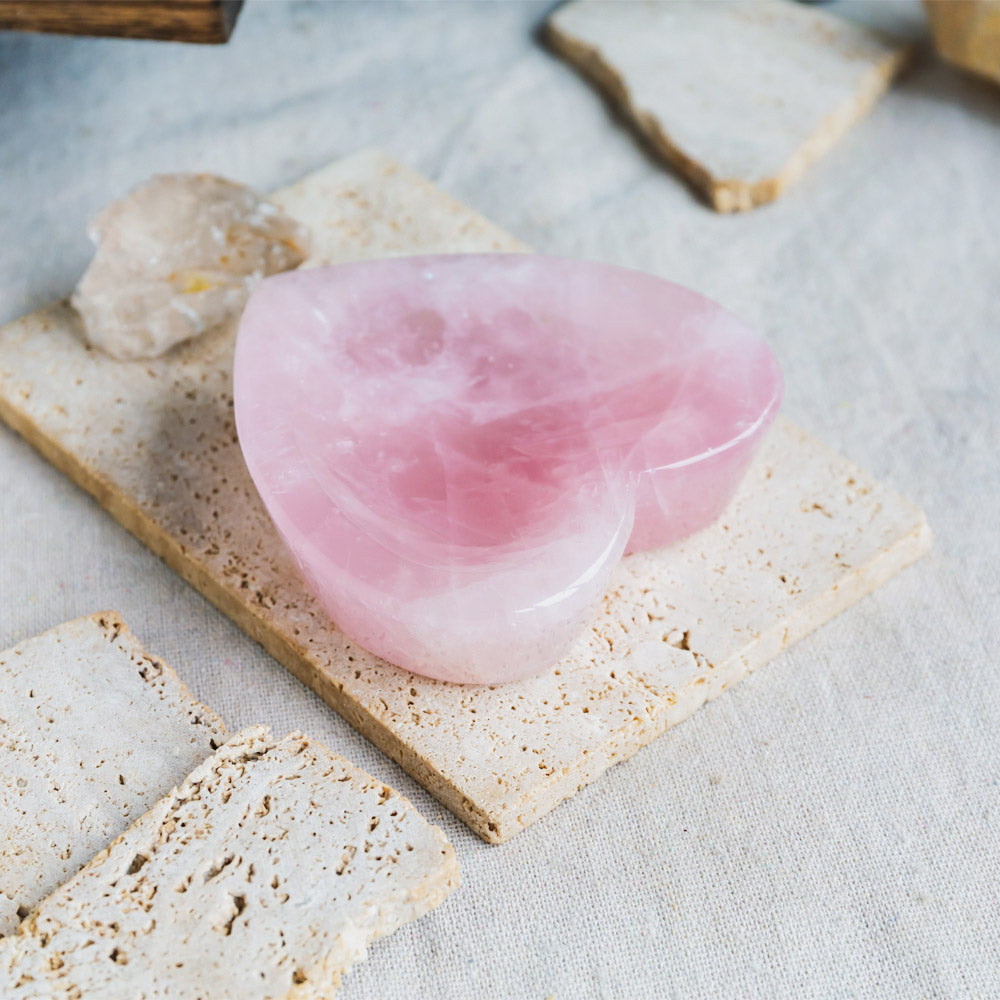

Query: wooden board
0;149;931;842
0;1;243;44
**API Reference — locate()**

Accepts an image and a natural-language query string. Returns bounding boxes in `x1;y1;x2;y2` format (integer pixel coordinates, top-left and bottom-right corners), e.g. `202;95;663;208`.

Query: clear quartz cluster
72;174;309;360
234;255;782;684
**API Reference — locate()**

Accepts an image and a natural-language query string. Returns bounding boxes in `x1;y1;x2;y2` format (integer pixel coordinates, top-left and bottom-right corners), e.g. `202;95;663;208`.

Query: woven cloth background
1;3;997;997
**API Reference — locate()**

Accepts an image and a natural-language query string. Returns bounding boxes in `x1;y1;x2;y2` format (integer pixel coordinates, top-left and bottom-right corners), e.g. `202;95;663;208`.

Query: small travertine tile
0;149;930;842
0;613;226;936
0;727;459;998
545;0;913;212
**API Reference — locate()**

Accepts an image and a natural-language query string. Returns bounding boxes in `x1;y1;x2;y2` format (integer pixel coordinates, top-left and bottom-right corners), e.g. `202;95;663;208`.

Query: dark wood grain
0;1;243;44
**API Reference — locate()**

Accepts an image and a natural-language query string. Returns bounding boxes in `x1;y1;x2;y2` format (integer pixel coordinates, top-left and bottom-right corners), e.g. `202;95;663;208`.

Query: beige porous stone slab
0;726;459;998
545;0;913;212
0;612;226;936
0;149;930;842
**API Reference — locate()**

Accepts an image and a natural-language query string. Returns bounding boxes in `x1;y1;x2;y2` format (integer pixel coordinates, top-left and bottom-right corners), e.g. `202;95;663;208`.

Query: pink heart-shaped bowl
234;255;782;683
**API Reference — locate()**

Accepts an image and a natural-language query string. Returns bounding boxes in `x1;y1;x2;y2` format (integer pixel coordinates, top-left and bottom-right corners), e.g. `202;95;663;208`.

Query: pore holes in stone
126;854;149;875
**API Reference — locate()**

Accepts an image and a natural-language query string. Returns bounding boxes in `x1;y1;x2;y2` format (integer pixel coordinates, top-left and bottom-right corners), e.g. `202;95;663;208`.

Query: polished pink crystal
234;255;782;684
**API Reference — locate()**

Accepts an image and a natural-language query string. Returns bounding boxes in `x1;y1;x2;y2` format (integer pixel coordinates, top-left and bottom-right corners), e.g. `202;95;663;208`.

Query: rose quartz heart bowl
234;254;782;683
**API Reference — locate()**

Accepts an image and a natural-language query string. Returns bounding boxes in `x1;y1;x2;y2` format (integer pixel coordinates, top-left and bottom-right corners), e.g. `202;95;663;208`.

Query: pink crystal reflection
234;255;782;683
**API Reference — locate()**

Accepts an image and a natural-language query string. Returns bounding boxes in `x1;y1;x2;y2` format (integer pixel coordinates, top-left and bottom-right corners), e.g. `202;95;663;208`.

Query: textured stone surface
0;149;930;841
72;174;309;360
0;727;459;999
546;0;913;212
235;254;782;682
0;613;225;937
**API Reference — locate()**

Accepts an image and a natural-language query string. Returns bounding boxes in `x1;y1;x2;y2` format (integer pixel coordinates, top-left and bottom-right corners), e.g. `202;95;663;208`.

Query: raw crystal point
72;174;309;360
234;255;782;683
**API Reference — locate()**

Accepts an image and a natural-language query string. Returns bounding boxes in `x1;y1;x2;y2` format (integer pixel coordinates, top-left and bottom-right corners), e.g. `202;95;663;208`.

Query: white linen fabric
0;3;996;997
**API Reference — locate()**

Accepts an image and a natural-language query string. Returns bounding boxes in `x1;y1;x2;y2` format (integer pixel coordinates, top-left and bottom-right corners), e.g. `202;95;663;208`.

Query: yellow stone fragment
925;0;1000;85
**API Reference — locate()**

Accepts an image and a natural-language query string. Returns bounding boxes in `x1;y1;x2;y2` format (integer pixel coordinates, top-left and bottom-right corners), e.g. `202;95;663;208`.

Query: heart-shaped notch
234;255;782;684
